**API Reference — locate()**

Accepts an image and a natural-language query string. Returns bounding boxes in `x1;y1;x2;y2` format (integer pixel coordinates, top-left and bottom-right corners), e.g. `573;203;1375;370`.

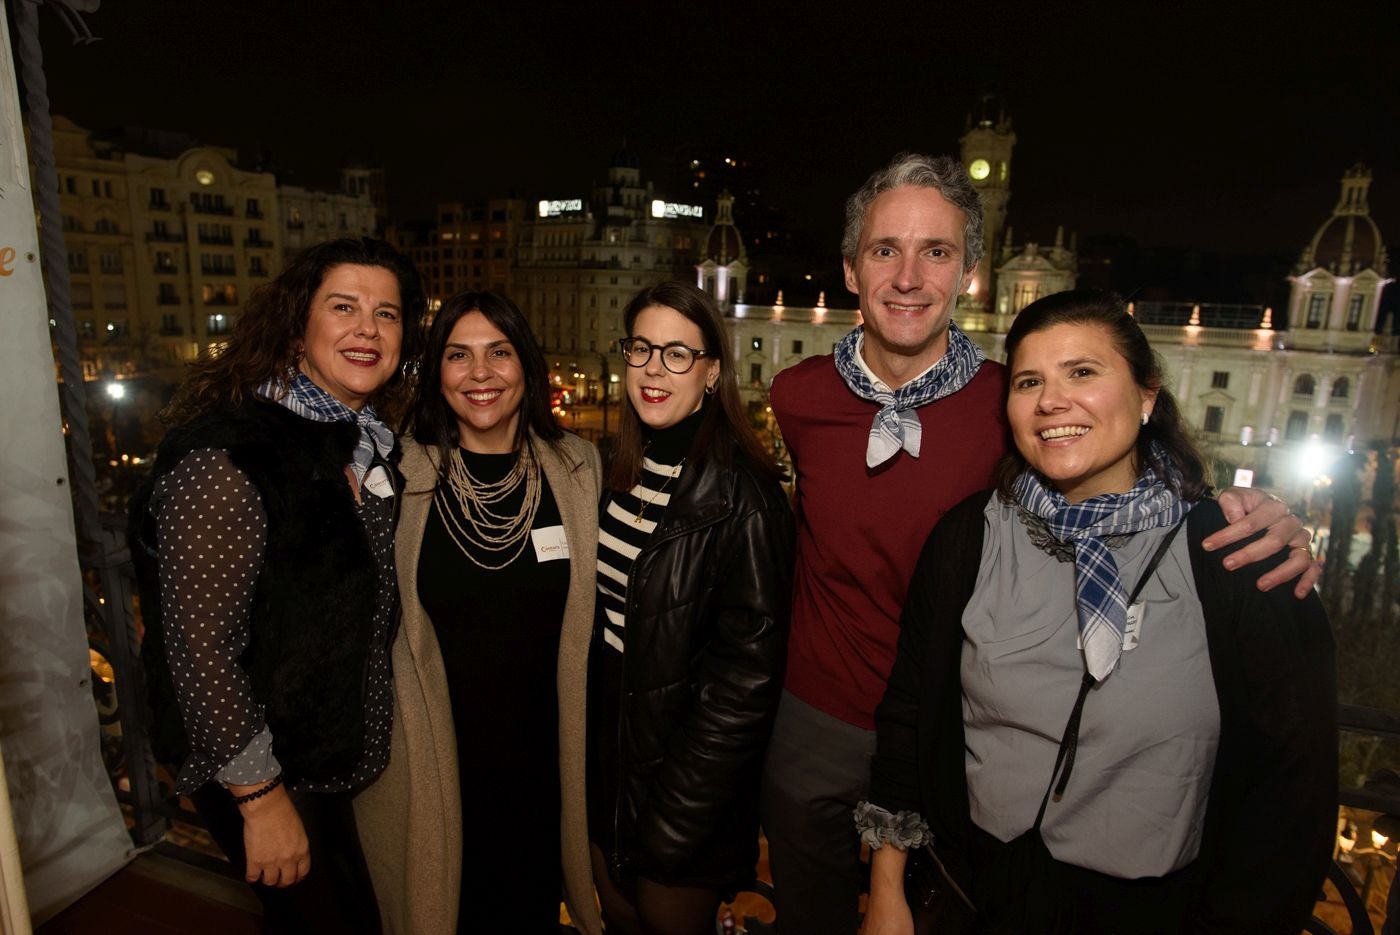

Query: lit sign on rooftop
651;200;704;220
538;199;584;218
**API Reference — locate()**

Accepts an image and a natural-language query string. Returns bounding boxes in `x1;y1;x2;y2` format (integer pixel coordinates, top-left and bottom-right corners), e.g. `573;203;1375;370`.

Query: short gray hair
841;152;984;271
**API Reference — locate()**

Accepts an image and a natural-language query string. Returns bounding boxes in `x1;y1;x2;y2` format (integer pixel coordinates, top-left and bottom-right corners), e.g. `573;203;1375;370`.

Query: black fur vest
130;397;399;786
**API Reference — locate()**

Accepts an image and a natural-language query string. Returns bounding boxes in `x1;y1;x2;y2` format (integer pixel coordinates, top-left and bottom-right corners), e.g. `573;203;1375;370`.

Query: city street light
104;381;125;401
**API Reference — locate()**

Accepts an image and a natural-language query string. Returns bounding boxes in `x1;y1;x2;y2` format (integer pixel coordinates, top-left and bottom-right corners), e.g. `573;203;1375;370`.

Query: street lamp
105;381;125;401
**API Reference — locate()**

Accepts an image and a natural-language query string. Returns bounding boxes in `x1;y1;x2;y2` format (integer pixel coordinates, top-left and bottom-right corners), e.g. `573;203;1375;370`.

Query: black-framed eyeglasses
617;337;710;374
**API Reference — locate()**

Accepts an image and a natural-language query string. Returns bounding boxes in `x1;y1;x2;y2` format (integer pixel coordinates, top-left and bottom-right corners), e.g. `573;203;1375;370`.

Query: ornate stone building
44;117;376;378
513;150;709;401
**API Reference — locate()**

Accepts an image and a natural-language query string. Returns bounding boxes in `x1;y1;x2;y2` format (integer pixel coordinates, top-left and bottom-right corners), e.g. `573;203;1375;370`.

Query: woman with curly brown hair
130;237;424;934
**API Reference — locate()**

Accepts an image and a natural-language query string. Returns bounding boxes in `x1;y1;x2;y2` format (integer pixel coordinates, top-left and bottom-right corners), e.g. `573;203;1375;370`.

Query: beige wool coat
355;433;604;935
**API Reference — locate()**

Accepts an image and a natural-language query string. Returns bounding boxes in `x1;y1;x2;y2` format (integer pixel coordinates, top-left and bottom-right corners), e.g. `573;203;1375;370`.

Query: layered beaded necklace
434;447;541;570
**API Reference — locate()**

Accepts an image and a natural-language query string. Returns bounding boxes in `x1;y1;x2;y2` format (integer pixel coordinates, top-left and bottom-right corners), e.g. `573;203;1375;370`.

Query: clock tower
959;95;1015;309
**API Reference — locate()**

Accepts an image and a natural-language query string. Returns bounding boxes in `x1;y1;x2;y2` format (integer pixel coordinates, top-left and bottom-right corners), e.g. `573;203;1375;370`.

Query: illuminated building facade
726;164;1397;485
387;198;526;309
515;150;709;400
44;117;376;377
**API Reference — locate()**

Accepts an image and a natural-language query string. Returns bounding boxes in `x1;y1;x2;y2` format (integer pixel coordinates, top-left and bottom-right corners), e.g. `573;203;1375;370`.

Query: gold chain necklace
434;447;542;569
634;455;684;524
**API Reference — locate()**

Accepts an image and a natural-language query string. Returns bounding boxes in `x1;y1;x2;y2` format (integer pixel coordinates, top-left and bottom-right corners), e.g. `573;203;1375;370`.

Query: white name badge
363;465;394;499
1122;600;1145;651
531;525;570;562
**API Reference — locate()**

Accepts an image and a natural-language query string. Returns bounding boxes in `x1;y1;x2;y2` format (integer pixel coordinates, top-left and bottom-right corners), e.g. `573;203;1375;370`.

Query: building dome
1311;215;1383;274
1298;163;1389;276
705;224;743;265
702;190;746;265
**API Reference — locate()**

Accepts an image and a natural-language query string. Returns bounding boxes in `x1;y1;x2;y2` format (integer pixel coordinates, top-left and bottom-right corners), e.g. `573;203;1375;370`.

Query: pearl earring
1141;412;1149;425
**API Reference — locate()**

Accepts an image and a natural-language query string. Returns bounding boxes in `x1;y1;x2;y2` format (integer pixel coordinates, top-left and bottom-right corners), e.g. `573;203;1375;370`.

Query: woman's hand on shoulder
1207;487;1320;597
234;781;310;887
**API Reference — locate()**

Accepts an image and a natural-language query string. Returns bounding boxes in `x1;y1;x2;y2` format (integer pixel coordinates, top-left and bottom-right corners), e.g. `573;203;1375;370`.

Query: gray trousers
759;691;877;935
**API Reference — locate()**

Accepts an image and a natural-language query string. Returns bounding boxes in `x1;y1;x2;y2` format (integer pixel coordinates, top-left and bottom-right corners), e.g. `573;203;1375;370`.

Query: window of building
64;176;76;194
79;318;96;339
792;340;804;354
1332;376;1349;400
67;251;88;273
1210;371;1229;389
1284;410;1309;440
1346;295;1364;331
94;218;119;234
1324;414;1345;442
62;214;81;232
246;198;262;218
157;283;178;304
104;180;113;198
150;187;168;208
155;251;175;271
1305;294;1328;329
1293;374;1315;396
751;337;763;351
91;179;101;197
1203;406;1225;434
99;252;122;274
750;363;763;384
610;297;618;308
207;313;230;335
160;313;180;334
249;257;266;276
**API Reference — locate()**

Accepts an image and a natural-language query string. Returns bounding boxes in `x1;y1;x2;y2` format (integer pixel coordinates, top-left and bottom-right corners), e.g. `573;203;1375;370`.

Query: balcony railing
156;295;180;306
244;237;269;248
197;234;234;246
191;203;234;216
153;263;177;275
145;231;184;243
246;209;264;220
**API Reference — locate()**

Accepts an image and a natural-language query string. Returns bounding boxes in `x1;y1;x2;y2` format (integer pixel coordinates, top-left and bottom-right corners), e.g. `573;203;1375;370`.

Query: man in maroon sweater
758;153;1320;935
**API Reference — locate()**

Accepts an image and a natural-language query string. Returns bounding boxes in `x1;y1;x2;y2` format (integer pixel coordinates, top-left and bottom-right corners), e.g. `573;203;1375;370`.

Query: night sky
27;0;1400;301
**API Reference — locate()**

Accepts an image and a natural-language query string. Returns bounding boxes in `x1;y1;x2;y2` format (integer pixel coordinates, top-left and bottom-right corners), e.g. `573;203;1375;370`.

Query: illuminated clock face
969;159;991;181
195;169;215;186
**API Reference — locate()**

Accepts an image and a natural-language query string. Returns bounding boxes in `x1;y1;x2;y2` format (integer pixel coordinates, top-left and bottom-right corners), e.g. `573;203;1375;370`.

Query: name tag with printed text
1122;600;1145;651
531;525;570;562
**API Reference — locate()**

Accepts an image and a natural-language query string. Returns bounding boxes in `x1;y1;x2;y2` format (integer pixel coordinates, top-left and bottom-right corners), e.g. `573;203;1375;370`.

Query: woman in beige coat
355;291;604;934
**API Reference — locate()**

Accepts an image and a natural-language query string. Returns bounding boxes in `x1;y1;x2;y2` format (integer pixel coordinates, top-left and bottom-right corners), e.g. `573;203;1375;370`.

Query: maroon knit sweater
771;354;1009;730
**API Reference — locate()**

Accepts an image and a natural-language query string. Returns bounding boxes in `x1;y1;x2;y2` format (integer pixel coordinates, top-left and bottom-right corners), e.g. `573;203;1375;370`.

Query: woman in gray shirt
859;290;1336;934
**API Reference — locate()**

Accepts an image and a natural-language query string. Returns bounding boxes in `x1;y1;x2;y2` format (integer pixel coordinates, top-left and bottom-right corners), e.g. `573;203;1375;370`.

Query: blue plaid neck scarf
834;322;986;468
258;373;395;487
1012;451;1192;681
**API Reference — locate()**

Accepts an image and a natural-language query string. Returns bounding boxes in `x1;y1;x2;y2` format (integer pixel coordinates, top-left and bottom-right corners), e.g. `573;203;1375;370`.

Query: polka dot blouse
152;448;396;793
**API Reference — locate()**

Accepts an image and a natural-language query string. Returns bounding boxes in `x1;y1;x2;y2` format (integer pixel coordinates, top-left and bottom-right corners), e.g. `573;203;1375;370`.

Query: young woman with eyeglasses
589;281;795;935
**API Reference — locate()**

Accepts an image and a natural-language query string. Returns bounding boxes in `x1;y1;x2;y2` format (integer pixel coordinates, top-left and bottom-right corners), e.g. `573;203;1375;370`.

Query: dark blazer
871;491;1337;933
130;398;400;789
608;445;795;887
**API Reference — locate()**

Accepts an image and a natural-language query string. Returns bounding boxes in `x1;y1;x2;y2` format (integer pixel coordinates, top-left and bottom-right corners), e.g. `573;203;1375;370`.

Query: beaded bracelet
231;773;283;806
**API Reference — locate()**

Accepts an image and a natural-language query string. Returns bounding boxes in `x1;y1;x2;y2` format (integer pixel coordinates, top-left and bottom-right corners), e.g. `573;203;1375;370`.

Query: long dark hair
994;289;1208;501
607;281;780;492
163;237;425;426
407;290;563;467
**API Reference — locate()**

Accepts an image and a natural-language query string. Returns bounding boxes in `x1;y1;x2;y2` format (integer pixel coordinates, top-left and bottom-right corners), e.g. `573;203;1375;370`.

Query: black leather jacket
607;446;795;886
